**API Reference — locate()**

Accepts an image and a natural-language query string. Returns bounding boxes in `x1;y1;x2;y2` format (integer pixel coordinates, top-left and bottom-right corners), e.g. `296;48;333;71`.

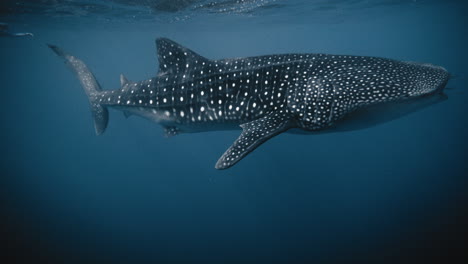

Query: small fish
0;23;33;37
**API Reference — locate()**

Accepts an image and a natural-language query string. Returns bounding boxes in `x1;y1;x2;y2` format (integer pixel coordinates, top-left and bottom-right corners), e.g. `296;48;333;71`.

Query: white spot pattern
91;38;449;169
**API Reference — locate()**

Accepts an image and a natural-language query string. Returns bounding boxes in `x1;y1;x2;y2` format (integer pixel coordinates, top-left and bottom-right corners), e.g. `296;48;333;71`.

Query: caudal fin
48;44;108;135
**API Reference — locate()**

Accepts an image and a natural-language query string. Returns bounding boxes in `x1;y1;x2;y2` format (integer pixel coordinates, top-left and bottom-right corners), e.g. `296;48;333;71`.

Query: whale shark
49;38;449;169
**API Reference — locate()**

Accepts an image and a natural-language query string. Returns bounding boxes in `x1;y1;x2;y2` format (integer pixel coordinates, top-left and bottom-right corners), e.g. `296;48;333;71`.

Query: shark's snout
407;62;450;97
422;63;449;91
436;67;450;93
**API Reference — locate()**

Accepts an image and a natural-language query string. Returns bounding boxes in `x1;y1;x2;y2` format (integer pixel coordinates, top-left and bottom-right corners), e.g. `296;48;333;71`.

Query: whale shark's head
404;62;449;97
311;61;450;132
294;58;450;131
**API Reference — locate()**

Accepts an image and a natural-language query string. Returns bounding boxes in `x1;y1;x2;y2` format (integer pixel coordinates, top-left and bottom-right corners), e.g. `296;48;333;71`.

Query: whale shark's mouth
287;89;448;135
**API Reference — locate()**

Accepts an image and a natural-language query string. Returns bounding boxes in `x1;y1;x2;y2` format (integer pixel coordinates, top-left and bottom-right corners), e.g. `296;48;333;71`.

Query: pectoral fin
215;111;293;170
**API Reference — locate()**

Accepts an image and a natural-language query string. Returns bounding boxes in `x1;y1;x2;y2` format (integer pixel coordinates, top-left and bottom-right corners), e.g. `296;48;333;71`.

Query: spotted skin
50;38;449;169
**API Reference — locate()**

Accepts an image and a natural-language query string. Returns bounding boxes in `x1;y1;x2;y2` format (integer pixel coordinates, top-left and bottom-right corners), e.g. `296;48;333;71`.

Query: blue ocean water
1;1;467;263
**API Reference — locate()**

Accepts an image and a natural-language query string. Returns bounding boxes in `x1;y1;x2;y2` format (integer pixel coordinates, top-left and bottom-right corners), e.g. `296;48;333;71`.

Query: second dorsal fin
120;74;129;87
155;38;211;75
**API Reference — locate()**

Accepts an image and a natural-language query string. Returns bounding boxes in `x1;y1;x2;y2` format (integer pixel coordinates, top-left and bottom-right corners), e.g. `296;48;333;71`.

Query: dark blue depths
1;1;467;263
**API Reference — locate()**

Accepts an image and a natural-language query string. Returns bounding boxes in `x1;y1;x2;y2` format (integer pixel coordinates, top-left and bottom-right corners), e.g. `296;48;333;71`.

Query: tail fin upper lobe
49;44;108;135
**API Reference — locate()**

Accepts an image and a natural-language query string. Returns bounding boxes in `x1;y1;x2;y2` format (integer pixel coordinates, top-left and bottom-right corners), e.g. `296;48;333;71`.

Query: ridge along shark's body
49;38;449;169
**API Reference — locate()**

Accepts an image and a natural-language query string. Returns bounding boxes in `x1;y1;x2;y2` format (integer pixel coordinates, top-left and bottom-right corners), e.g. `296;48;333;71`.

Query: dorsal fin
156;38;211;75
120;74;129;87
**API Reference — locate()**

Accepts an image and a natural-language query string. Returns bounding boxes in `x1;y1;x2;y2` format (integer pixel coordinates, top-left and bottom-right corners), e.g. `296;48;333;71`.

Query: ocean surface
1;1;467;263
